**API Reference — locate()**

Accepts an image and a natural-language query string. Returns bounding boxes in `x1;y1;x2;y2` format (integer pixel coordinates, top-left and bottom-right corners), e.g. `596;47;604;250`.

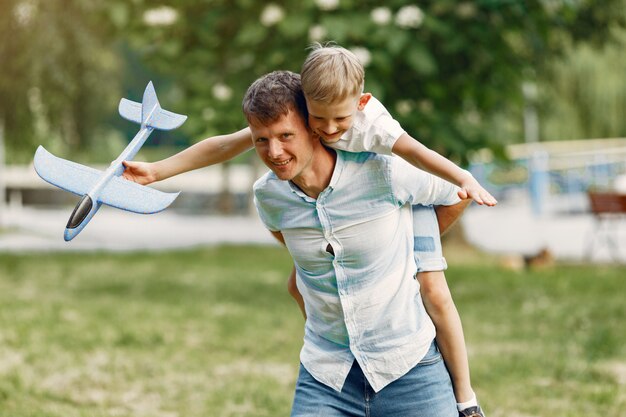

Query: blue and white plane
33;82;186;241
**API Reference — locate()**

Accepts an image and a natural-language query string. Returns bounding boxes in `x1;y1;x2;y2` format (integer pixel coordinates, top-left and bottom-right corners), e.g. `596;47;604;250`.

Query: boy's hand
122;160;158;185
458;176;497;206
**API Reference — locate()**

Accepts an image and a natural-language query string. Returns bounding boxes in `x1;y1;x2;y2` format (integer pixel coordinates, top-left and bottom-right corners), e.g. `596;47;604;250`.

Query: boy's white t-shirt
325;97;451;273
326;96;405;155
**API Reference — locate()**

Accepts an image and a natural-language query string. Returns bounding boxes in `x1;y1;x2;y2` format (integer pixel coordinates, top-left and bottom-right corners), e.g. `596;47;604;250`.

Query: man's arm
435;199;471;236
270;231;306;319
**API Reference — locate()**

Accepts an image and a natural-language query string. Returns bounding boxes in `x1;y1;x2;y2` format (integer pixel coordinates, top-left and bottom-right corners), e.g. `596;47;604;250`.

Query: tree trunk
0;118;6;228
218;161;234;214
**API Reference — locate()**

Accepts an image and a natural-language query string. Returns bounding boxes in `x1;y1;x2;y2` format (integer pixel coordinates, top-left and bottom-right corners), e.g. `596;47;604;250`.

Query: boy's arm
123;127;253;185
392;133;497;206
270;231;306;319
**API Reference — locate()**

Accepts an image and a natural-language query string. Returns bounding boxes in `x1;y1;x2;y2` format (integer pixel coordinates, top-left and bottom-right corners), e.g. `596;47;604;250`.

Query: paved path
1;203;624;263
461;203;623;263
0;206;275;252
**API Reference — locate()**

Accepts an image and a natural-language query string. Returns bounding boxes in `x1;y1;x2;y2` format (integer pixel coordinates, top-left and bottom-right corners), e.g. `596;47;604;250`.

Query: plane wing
34;146;101;196
99;176;179;214
34;146;179;214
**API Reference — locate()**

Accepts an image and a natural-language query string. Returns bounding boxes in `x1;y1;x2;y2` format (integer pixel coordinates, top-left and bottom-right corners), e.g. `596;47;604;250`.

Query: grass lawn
0;245;624;417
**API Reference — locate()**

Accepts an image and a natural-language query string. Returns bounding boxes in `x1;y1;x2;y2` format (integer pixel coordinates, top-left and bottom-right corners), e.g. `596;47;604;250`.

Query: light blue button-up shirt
254;150;460;392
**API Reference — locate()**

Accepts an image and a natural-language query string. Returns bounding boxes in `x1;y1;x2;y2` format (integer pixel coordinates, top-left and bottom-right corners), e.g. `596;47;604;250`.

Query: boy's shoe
459;405;485;417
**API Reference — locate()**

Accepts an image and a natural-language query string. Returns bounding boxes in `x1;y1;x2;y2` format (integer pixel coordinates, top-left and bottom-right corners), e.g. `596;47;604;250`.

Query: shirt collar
288;180;315;202
287;148;344;202
327;149;345;190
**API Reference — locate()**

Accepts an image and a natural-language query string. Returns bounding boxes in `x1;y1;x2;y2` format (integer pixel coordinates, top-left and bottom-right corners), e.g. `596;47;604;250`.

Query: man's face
250;110;315;182
306;93;371;144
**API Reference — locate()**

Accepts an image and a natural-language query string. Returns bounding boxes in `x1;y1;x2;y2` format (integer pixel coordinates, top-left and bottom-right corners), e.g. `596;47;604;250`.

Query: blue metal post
529;150;549;216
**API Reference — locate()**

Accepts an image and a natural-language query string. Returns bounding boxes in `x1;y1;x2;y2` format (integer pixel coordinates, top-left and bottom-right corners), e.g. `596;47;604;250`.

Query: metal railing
470;138;626;216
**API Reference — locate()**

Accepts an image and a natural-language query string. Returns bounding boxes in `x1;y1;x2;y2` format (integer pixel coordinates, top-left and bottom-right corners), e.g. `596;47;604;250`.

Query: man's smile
272;158;293;166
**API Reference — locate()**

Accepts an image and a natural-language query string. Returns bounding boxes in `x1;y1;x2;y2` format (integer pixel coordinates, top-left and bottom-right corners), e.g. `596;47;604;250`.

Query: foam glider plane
33;82;186;241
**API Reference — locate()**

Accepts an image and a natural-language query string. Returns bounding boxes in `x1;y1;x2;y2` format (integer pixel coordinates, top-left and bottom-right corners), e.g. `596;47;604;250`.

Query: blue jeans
412;205;447;273
290;342;457;417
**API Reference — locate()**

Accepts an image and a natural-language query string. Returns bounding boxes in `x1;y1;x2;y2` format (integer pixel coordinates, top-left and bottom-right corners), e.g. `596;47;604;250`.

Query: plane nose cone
64;195;94;241
64;228;77;241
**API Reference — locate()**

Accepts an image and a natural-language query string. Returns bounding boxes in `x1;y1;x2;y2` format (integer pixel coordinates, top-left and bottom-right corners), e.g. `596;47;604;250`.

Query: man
245;70;469;417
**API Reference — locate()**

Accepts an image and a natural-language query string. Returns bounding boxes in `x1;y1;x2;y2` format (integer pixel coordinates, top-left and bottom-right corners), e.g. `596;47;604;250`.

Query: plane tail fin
118;81;187;130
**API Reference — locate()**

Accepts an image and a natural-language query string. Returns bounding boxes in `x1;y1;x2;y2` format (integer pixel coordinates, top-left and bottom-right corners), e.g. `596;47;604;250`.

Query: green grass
0;246;625;417
453;263;626;417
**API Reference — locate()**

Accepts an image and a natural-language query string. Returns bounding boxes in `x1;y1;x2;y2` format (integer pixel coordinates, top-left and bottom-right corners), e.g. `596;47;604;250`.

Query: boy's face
306;93;371;144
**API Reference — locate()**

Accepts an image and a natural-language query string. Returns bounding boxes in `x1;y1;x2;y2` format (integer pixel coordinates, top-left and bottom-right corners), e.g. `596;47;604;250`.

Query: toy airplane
33;81;186;241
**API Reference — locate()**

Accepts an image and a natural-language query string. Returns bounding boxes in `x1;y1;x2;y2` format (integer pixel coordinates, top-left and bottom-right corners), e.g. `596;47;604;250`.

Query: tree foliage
121;0;625;163
1;0;625;163
0;0;121;162
539;28;626;141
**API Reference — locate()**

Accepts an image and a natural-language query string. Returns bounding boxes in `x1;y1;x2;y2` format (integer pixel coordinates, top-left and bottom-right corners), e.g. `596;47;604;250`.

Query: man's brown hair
242;71;308;126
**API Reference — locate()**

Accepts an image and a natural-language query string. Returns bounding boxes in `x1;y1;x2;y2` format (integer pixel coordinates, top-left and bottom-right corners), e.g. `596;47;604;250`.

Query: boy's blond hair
301;43;364;103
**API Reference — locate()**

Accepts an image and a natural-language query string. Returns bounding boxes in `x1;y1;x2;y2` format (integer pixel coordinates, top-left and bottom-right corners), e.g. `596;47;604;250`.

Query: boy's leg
417;271;474;405
412;205;483;415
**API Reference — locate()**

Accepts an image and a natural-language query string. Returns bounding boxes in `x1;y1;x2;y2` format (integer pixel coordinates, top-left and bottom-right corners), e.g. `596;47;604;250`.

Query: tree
122;0;626;163
2;1;625;163
539;28;626;140
0;0;121;162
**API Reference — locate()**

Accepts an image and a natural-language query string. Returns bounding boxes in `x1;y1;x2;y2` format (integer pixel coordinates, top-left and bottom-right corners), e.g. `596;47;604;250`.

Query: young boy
123;45;489;417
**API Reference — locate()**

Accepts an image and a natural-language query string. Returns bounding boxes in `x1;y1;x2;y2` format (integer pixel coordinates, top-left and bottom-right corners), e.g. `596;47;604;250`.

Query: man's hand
435;199;472;235
457;176;497;207
122;160;158;185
